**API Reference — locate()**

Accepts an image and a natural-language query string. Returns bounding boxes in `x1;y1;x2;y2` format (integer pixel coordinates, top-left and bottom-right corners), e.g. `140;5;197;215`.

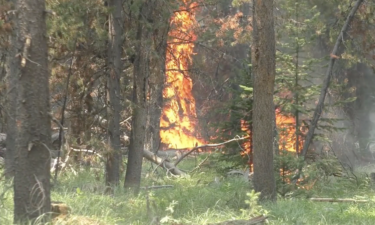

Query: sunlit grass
267;198;375;225
1;153;375;224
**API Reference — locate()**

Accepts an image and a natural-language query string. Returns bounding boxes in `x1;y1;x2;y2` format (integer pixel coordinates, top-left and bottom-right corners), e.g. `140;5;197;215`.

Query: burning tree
160;0;205;149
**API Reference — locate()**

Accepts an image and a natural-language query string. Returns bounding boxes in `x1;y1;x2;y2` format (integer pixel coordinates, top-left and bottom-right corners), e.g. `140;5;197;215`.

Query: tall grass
1;153;375;224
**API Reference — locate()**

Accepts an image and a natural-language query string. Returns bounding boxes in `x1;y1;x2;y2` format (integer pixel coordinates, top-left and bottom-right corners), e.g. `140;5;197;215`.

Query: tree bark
144;1;170;153
124;2;151;193
251;0;277;201
145;62;164;153
4;0;19;178
105;0;123;187
12;0;52;223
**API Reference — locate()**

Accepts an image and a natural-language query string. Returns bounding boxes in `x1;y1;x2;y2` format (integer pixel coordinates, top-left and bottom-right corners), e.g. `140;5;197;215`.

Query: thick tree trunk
12;0;52;223
124;3;151;193
145;3;170;153
251;0;277;201
4;0;19;178
105;0;123;187
145;73;164;153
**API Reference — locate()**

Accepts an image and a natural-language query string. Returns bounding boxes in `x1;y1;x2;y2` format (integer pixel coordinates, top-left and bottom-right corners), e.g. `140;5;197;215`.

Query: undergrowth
1;153;375;224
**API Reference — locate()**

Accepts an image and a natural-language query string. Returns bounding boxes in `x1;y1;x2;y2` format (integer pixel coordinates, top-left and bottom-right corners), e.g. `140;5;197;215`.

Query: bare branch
174;136;249;166
143;149;185;176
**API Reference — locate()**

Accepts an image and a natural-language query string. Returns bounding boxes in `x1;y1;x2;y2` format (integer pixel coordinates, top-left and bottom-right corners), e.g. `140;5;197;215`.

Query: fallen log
140;185;174;190
310;198;368;203
143;149;184;175
208;215;268;225
156;150;182;159
52;136;248;176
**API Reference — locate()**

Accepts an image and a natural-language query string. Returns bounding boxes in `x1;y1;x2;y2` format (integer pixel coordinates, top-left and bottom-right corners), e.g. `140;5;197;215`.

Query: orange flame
240;119;251;152
241;109;304;154
276;109;304;153
160;1;205;149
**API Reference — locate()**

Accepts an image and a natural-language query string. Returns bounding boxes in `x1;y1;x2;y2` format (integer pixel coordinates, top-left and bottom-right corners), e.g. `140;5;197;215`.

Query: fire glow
241;109;304;154
276;109;304;153
159;1;304;154
160;0;204;149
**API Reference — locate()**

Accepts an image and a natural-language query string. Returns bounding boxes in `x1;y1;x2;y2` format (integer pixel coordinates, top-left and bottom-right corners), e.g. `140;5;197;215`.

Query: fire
276;109;304;153
241;109;305;180
240;120;251;151
160;0;205;149
241;109;304;154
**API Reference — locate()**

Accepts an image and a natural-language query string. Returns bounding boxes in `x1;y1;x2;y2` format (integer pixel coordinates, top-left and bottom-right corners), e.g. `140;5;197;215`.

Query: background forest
1;0;375;224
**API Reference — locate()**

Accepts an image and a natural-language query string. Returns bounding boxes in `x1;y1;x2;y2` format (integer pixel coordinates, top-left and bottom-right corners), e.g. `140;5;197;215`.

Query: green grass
266;198;375;225
1;154;375;224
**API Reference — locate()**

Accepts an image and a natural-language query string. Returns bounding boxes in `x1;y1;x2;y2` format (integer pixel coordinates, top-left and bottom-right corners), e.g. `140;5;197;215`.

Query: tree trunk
145;2;170;153
124;2;151;193
145;69;164;153
251;0;277;202
12;0;52;223
4;0;18;178
105;0;123;187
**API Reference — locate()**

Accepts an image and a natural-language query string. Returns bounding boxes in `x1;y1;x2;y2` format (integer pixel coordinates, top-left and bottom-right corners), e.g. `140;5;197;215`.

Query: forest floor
1;153;375;224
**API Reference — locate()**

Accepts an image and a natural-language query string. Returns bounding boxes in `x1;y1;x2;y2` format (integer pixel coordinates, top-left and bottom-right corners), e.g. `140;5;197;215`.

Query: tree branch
143;149;185;176
300;0;364;158
174;136;249;166
54;36;77;184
